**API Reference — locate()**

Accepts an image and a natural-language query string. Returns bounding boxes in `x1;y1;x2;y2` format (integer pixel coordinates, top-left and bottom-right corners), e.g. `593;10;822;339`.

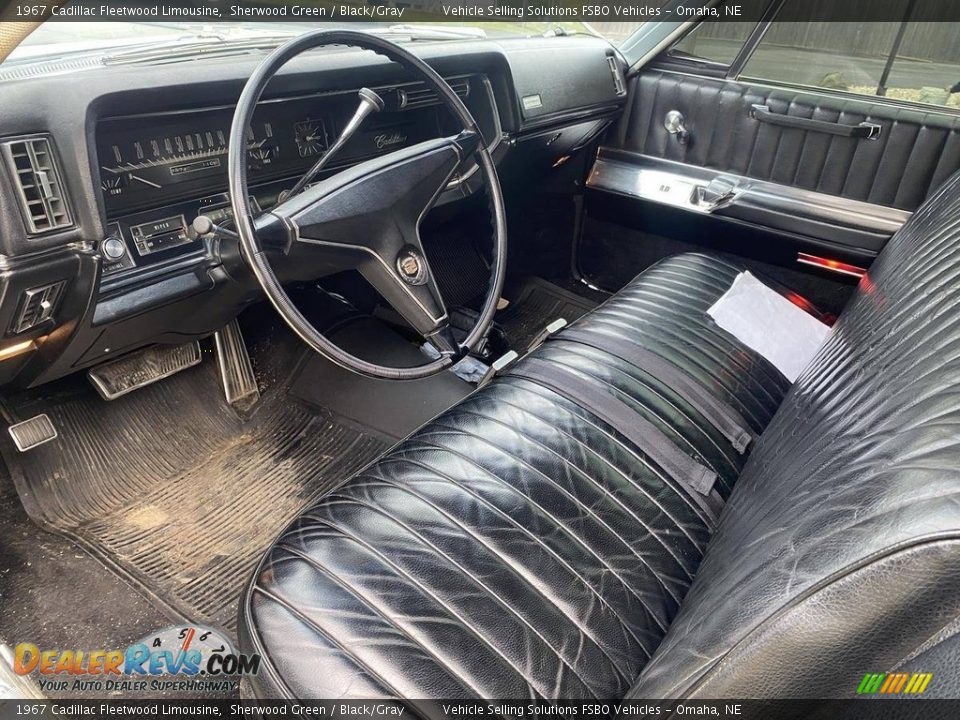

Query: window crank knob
664;110;690;144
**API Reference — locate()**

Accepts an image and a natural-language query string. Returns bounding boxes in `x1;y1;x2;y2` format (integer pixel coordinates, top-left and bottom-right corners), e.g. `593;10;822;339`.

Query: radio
129;215;191;256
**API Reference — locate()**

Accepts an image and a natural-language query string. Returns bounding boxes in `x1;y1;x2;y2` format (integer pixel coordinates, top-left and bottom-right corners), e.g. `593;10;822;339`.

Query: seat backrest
633;171;960;698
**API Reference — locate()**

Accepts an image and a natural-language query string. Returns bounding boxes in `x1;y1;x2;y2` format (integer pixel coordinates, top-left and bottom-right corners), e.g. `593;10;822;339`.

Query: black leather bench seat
239;253;798;700
242;171;960;701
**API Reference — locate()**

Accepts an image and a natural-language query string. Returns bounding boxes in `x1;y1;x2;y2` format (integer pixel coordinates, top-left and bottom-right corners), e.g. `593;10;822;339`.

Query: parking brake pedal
8;414;57;452
88;342;202;400
214;319;260;412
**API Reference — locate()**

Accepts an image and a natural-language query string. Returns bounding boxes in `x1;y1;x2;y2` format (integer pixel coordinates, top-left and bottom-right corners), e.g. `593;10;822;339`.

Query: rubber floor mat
0;355;388;635
498;277;598;351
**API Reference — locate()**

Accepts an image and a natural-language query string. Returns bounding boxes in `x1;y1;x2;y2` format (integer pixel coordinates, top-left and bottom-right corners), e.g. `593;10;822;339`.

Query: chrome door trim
586;148;911;237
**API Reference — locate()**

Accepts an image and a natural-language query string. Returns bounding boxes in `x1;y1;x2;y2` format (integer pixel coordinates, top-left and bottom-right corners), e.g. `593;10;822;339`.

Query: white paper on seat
707;271;830;383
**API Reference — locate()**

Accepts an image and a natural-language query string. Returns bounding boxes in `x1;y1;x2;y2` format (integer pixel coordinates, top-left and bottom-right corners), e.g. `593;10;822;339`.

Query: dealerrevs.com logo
13;625;260;694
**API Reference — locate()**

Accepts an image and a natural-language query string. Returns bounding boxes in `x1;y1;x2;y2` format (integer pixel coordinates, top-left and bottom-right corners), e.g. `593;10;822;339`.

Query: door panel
580;68;960;299
618;69;960;212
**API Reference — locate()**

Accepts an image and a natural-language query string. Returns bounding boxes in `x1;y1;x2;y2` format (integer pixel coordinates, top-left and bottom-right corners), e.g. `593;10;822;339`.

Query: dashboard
0;35;627;389
96;77;478;275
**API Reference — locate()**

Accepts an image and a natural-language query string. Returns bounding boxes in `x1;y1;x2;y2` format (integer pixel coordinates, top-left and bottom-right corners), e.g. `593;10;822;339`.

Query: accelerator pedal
8;414;57;452
88;342;202;400
214;319;260;412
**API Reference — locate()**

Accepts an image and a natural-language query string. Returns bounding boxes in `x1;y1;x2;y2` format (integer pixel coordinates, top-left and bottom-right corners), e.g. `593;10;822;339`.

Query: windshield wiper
100;26;484;66
102;34;298;65
373;25;487;41
541;25;604;39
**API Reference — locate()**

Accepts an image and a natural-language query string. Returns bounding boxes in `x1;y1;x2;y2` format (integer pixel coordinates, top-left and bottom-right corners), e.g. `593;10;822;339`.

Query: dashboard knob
102;236;126;261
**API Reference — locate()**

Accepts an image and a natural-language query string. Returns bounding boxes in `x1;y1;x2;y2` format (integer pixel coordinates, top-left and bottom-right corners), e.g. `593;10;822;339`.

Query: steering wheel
227;30;507;380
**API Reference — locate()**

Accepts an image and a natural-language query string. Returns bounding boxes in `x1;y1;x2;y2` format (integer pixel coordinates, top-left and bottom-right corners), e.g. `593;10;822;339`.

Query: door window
665;0;960;112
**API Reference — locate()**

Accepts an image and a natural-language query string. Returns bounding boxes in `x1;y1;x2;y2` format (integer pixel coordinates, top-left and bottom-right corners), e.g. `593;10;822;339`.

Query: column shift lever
194;88;386;247
192;214;238;241
281;87;385;202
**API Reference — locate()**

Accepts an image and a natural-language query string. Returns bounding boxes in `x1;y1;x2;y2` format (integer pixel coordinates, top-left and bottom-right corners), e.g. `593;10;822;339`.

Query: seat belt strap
508;358;723;524
559;328;754;454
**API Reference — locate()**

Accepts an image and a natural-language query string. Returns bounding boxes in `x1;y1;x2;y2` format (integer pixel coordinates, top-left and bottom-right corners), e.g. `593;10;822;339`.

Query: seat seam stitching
418;421;701;585
295;513;551;699
269;542;489;698
361;452;657;657
251;584;408;700
407;427;691;609
386;437;677;632
328;490;617;693
487;385;715;548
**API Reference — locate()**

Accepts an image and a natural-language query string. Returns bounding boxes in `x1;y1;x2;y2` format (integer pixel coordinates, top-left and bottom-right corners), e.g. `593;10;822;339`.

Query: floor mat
1;349;388;635
423;224;492;309
290;317;472;442
0;471;171;681
497;277;599;351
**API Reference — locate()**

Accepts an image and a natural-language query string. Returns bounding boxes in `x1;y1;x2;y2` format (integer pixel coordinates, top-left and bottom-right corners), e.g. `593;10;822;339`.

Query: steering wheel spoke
267;134;468;335
357;239;448;336
272;135;467;245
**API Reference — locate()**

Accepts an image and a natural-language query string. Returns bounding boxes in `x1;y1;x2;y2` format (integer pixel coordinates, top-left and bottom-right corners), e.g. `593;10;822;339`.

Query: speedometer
294;119;328;158
96;86;433;216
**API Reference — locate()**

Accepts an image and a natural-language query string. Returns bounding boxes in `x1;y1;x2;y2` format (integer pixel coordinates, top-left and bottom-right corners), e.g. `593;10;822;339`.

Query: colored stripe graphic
857;673;886;694
857;672;932;695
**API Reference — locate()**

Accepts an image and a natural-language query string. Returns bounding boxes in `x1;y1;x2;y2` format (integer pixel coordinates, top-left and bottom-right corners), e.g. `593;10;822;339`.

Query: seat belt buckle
478;319;568;389
525;318;568;353
477;350;519;389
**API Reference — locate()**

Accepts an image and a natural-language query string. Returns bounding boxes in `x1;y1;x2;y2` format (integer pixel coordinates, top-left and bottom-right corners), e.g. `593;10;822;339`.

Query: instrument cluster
96;86;447;217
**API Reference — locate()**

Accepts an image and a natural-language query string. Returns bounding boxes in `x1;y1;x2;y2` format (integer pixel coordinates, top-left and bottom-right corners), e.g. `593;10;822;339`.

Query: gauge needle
129;174;162;189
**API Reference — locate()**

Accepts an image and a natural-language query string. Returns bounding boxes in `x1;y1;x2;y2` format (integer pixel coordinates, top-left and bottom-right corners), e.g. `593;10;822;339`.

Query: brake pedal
8;414;57;452
88;342;202;400
214;319;260;412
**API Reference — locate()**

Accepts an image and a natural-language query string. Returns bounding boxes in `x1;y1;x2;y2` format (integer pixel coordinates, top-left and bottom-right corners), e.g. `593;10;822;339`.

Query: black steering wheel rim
228;29;507;380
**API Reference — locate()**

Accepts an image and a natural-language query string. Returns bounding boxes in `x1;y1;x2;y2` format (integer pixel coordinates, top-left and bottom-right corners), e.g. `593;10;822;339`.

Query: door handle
750;104;881;140
692;175;739;212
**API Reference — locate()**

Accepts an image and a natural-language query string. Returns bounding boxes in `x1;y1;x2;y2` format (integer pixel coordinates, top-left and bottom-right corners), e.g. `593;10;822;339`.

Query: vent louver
10;281;66;334
398;79;471;110
2;135;72;235
607;56;627;97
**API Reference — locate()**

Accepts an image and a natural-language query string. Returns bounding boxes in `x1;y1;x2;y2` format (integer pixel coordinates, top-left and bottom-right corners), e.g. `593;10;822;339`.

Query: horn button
396;247;428;285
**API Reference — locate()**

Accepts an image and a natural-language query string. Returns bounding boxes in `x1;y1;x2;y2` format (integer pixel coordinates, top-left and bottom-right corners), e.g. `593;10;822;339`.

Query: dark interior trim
587;148;909;253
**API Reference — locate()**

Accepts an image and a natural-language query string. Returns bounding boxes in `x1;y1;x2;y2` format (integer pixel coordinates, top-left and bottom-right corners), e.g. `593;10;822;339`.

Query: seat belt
558;328;755;455
508;358;724;525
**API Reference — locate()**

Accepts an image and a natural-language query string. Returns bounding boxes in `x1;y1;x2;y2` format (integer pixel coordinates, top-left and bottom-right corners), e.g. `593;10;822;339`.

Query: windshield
7;20;639;63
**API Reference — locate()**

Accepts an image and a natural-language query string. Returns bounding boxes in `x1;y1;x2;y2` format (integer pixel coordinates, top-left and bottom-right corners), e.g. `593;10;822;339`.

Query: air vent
398;79;471;110
10;281;66;335
2;135;72;235
607;56;627;97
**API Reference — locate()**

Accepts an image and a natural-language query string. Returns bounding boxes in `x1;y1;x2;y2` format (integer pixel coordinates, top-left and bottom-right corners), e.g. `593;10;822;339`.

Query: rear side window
666;0;772;66
665;0;960;112
669;20;759;66
743;2;960;111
